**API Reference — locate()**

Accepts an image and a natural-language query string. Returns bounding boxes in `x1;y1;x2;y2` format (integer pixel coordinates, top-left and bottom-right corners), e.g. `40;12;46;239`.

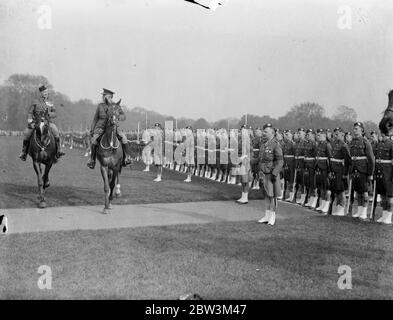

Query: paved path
2;200;290;234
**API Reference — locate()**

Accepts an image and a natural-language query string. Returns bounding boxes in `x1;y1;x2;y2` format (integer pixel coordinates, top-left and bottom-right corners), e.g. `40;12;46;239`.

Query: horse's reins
34;121;51;151
100;116;120;150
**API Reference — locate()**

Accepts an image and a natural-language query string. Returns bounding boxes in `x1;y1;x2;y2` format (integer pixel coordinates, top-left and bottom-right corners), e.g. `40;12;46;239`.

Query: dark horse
96;103;123;214
379;89;393;137
28;112;57;208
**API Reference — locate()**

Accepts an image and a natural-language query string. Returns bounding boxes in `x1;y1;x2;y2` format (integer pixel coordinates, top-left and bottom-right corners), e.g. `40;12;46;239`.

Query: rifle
370;173;378;221
346;176;354;216
291;166;298;202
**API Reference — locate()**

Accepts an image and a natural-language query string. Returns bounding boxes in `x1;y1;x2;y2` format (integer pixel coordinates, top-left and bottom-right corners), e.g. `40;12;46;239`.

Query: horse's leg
109;170;117;208
100;165;110;213
43;163;52;189
115;173;121;198
33;161;45;208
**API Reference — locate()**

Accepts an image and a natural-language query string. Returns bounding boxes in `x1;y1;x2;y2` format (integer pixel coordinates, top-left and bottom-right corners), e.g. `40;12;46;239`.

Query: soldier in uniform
348;122;375;219
303;129;317;207
283;129;296;202
275;129;285;199
314;129;332;212
87;88;132;169
294;128;308;204
236;125;252;204
370;131;379;154
251;128;263;190
326;129;332;143
182;126;195;183
19;85;65;161
328;128;351;216
374;132;393;224
257;123;284;226
152;123;165;182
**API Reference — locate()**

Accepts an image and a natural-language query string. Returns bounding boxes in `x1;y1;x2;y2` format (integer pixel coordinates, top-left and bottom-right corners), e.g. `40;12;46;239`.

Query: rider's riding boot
55;137;66;159
122;144;132;166
87;144;97;169
19;140;29;161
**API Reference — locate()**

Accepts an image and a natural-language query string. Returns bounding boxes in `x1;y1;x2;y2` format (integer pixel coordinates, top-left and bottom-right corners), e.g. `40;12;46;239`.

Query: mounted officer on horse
86;88;132;169
19;85;65;162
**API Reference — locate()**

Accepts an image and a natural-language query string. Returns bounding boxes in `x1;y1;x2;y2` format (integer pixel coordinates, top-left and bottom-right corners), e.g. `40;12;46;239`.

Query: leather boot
19;140;30;161
55;137;65;159
87;144;97;169
122;143;132;166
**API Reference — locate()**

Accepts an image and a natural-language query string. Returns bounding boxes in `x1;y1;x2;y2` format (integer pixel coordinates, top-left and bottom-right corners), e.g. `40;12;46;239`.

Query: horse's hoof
39;201;46;209
44;182;50;189
103;208;110;214
108;203;113;209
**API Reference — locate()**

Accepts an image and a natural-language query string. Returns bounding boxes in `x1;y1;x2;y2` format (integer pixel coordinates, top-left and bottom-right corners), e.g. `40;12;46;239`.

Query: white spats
377;211;392;224
153;176;162;182
285;192;294;202
268;211;276;226
358;206;368;220
333;205;345;216
258;210;271;224
316;200;325;211
321;201;330;214
236;192;248;204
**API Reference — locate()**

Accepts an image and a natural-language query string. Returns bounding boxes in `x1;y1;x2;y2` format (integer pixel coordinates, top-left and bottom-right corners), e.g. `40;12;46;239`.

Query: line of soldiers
280;122;393;224
140;121;393;226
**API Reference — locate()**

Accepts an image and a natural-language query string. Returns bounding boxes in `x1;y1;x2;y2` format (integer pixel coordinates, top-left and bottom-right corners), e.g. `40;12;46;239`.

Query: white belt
295;156;304;159
316;157;328;160
351;156;367;160
305;157;315;161
376;159;392;164
331;158;344;163
253;148;260;152
284;155;294;158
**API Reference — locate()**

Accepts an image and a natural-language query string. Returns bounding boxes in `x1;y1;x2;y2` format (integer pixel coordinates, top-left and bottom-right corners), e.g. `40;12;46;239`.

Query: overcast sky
0;0;392;122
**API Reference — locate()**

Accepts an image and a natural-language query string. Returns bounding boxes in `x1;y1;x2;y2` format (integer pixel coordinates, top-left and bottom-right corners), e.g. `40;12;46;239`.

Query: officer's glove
367;175;373;183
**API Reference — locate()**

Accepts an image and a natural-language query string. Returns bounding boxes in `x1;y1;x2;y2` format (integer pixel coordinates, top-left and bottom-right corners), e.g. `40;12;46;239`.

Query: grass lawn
1;213;393;299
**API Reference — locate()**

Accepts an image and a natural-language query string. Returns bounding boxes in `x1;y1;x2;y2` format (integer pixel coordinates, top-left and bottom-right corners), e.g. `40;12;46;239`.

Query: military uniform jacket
28;97;56;122
315;141;332;171
304;140;317;168
374;139;393;175
294;139;307;168
283;139;295;165
252;136;262;159
258;138;284;176
91;102;110;132
330;140;350;175
348;136;375;176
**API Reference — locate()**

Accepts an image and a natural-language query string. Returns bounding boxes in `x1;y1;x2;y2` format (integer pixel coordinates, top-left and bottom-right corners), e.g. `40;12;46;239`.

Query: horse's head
35;113;50;138
107;99;121;127
379;90;393;136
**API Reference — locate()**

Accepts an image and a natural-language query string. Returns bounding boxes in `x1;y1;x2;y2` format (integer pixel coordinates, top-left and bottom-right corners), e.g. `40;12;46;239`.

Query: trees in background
0;73;379;133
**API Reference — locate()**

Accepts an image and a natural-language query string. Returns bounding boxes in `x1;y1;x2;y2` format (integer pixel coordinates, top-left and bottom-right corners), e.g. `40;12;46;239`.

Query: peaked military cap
353;122;364;129
298;128;306;132
263;123;273;130
39;85;48;92
102;88;115;95
316;128;325;134
333;127;342;132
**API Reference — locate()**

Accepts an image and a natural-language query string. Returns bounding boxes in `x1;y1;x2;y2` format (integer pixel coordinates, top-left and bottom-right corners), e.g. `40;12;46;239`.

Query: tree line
0;74;379;133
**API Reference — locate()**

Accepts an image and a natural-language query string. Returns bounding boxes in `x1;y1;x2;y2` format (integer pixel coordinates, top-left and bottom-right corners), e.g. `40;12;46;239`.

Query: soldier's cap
263;123;274;130
154;123;162;128
39;85;48;92
345;131;352;135
353;122;364;129
240;124;248;129
316;128;325;134
306;128;314;134
298;128;306;132
185;125;192;130
275;128;282;133
326;128;331;132
284;129;292;133
333;127;342;132
102;88;115;96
